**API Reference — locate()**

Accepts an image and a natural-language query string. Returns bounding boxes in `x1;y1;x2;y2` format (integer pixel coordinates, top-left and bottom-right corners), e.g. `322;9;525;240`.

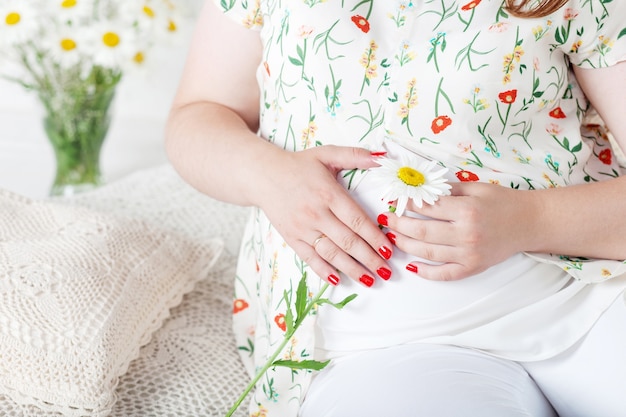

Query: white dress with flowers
216;1;626;416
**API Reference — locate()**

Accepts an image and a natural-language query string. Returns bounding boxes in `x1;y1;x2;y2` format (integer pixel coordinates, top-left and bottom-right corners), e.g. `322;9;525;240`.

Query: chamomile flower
88;21;136;68
54;0;96;23
370;154;452;216
44;26;86;68
0;0;39;47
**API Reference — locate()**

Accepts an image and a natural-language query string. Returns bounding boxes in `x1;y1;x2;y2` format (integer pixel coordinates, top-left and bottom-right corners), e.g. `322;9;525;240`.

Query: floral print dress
215;1;626;415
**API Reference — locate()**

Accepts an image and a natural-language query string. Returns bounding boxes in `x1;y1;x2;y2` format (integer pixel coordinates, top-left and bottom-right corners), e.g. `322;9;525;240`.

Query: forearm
165;101;283;206
521;176;626;260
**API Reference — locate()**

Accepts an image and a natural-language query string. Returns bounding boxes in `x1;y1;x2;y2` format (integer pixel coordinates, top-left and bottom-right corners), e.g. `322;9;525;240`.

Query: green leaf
294;273;308;322
272;359;331;371
288;56;303;66
619;28;626;40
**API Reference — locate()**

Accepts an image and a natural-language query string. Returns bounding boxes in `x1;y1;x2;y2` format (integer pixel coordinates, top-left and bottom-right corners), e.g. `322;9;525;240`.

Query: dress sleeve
560;0;626;68
212;0;263;30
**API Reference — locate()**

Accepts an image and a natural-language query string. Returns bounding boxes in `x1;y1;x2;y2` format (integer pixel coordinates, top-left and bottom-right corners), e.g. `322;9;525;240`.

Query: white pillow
0;188;223;416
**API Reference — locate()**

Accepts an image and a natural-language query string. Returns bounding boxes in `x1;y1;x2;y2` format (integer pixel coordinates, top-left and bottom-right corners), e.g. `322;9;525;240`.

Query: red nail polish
327;274;340;286
378;245;392;260
359;274;375;287
385;232;396;245
370;151;387;157
377;213;388;226
406;264;418;274
377;267;392;280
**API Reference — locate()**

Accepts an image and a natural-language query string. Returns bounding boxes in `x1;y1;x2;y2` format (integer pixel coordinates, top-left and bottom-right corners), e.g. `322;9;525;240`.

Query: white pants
299;296;626;417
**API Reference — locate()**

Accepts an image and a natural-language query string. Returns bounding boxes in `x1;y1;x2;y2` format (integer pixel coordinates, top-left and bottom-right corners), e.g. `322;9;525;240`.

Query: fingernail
359;274;375;287
377;213;388;226
385;232;396;245
377;267;392;280
406;264;418;274
327;274;340;286
370;151;387;157
378;245;392;260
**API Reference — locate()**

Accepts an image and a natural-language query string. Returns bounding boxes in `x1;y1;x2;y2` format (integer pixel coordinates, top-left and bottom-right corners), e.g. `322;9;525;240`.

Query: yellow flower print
570;39;583;53
242;0;263;28
398;78;417;135
359;40;379;93
502;43;524;84
301;119;318;148
271;251;279;283
251;404;268;417
601;268;612;278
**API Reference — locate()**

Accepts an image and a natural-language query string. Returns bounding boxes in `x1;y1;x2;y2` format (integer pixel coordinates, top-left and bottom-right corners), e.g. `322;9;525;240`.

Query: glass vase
39;68;120;197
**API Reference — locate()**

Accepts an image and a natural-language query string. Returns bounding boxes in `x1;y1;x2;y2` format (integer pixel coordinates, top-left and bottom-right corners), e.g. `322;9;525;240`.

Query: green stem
225;283;330;417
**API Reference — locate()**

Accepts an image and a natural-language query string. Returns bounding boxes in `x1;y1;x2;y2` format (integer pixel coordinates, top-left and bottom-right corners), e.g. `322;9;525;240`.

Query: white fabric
522;296;626;417
0;165;251;416
301;344;557;417
315;141;626;362
302;297;626;417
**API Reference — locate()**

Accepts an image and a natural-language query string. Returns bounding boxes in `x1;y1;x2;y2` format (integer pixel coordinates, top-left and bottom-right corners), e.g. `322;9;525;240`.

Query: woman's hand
252;145;394;287
381;182;536;281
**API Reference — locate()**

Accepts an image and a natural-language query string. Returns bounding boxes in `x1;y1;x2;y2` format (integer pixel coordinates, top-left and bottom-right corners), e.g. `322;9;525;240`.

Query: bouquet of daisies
0;0;184;95
0;0;187;195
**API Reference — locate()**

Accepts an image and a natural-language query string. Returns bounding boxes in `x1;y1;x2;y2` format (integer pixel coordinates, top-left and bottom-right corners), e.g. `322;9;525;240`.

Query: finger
310;233;379;287
290;240;342;286
404;261;482;282
315;215;393;282
329;202;395;272
313;145;384;173
383;212;458;247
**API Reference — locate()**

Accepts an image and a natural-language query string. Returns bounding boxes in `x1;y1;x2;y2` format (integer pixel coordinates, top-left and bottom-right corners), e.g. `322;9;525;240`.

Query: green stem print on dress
225;274;356;417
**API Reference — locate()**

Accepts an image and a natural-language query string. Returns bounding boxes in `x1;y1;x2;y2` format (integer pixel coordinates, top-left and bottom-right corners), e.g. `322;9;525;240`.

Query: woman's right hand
251;145;394;287
165;3;392;287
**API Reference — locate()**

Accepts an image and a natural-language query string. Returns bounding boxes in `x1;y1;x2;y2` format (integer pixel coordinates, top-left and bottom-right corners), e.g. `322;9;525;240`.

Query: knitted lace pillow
0;189;223;416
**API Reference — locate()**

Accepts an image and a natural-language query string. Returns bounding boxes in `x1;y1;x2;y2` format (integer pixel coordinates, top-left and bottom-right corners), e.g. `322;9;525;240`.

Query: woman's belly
315;142;570;356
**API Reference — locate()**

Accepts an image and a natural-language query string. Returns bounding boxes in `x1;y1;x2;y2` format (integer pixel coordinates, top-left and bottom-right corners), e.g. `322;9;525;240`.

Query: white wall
0;7;200;199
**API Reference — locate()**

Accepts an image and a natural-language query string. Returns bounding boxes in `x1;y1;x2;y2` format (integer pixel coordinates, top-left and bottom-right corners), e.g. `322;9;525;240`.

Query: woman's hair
505;0;569;18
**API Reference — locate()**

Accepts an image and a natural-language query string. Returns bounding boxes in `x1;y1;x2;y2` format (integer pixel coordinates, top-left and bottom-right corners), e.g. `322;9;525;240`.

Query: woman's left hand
382;182;535;281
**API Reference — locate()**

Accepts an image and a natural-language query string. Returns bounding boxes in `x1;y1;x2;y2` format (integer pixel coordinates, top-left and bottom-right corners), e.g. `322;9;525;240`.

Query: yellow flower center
102;31;120;48
168;19;177;32
397;167;425;187
60;38;77;51
5;12;20;26
61;0;77;8
143;6;155;18
133;51;145;63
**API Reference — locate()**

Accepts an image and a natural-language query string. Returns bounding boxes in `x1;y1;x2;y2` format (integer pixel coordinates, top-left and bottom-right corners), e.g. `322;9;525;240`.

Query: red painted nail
327;274;340;286
377;213;388;226
378;245;392;260
377;267;392;280
359;274;375;287
370;151;387;157
385;232;396;245
406;264;418;274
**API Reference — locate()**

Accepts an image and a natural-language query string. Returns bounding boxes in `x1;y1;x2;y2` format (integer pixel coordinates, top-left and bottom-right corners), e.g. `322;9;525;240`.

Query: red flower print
498;89;517;104
274;313;287;331
233;299;249;314
461;0;482;10
599;149;612;165
456;170;480;182
431;115;452;134
263;61;271;77
351;15;370;33
549;107;566;119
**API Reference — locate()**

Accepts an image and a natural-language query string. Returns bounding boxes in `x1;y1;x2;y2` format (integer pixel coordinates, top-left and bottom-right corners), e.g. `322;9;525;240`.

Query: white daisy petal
369;153;451;216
